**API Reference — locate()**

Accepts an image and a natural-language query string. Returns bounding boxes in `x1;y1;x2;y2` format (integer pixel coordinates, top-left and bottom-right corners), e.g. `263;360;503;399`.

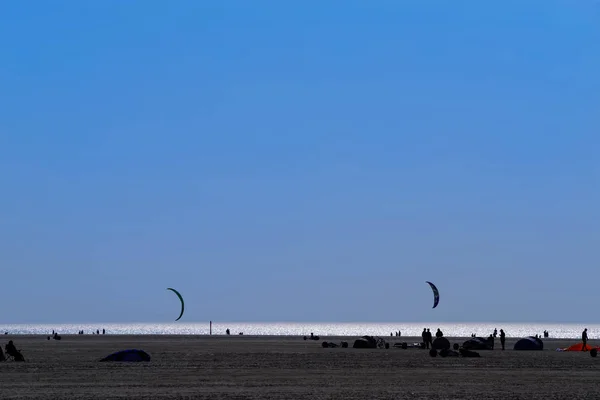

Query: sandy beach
1;334;600;399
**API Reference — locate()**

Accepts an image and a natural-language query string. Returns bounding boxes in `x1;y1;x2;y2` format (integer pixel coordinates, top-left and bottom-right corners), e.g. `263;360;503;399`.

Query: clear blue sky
1;1;598;324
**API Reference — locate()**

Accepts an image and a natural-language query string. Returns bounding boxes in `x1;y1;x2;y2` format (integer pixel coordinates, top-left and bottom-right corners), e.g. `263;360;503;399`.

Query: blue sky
1;0;598;324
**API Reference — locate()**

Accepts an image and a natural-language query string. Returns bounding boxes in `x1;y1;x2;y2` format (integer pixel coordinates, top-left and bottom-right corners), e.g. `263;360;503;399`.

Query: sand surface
1;334;599;399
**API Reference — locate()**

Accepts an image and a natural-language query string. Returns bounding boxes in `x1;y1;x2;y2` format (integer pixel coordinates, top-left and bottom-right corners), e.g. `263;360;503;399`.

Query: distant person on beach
499;329;506;350
226;329;230;335
582;328;588;350
422;329;428;348
493;328;498;338
6;340;17;355
436;328;443;338
427;329;433;347
102;329;105;335
5;340;24;361
488;335;494;350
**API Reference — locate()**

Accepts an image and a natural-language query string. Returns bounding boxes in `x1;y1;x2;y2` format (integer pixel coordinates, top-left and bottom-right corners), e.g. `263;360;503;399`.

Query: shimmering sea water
0;322;596;339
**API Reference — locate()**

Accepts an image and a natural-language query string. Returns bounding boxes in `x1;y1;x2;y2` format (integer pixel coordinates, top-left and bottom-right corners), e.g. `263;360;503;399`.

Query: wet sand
1;334;599;399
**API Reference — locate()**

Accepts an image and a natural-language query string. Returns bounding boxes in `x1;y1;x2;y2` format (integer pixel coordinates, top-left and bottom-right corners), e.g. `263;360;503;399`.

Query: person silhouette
582;328;589;351
426;329;433;348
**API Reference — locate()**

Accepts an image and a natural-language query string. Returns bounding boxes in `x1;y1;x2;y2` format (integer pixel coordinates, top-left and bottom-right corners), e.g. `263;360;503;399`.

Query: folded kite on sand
557;343;600;352
99;349;151;362
462;337;494;350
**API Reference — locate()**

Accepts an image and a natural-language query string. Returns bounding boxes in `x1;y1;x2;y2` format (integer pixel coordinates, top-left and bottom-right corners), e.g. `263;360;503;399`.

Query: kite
426;281;440;309
167;287;185;321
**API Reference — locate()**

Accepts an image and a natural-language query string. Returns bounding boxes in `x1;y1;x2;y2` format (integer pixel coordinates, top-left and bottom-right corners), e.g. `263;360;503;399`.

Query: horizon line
0;320;596;325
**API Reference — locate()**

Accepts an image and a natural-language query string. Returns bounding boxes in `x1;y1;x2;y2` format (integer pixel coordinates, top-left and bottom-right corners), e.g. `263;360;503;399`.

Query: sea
0;322;596;339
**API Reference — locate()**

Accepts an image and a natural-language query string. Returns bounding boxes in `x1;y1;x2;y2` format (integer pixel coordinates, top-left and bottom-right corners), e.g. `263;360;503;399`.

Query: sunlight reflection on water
0;322;596;339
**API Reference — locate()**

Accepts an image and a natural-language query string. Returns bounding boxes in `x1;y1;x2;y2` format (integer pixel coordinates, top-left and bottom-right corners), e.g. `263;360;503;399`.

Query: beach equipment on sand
322;341;349;348
4;341;25;362
439;348;460;357
462;337;494;350
353;336;387;349
353;336;377;349
459;348;481;357
99;349;151;362
432;337;451;350
426;281;440;308
3;349;25;362
166;287;185;321
513;337;543;351
560;343;599;352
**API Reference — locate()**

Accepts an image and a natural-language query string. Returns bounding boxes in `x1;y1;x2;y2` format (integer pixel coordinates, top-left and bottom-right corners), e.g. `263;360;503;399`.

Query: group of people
421;328;445;348
0;340;24;362
490;328;507;350
76;329;106;335
420;327;508;350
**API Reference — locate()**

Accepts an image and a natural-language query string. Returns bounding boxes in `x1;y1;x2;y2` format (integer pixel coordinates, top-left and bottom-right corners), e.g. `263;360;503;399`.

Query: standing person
500;329;506;350
422;328;428;349
582;328;588;351
488;334;495;350
426;329;433;348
